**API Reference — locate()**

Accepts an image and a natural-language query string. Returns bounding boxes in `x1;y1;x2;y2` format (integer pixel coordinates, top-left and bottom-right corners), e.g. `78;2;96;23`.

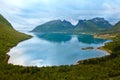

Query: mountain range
32;17;113;33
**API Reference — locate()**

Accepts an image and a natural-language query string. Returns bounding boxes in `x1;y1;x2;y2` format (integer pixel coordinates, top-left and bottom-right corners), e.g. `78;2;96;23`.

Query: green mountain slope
109;21;120;33
0;14;13;28
89;17;112;29
96;21;120;35
0;14;31;62
74;20;100;33
32;20;74;32
74;17;112;33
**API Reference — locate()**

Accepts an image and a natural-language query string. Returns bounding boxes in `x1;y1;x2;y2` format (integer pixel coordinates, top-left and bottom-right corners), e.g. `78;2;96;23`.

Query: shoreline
97;46;112;54
77;48;111;65
6;32;112;67
93;34;116;39
4;48;11;63
93;33;113;54
5;35;32;64
5;54;10;63
77;40;112;64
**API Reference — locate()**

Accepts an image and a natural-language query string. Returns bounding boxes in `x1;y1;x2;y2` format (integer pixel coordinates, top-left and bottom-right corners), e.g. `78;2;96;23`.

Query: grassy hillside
94;21;120;39
74;20;100;33
109;21;120;33
74;18;112;34
0;14;120;80
0;14;31;62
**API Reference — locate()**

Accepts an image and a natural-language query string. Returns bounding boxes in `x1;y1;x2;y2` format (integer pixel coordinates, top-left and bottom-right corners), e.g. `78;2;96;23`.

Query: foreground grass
0;14;120;80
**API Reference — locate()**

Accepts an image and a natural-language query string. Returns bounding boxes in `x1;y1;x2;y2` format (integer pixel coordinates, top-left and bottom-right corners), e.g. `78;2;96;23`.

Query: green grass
0;14;120;80
0;15;31;63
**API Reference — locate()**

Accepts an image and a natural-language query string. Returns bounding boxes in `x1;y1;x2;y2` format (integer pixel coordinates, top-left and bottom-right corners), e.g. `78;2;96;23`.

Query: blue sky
0;0;120;31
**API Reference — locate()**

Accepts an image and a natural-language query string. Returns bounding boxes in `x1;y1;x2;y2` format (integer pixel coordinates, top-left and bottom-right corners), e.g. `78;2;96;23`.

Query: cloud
0;0;120;31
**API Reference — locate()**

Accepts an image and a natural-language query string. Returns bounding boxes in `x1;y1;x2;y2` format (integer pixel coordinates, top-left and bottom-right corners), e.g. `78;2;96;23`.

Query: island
81;46;94;50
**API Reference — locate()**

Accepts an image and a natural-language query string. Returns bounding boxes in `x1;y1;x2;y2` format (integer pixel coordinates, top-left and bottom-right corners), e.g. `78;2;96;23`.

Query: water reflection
35;33;106;44
35;33;71;43
77;34;106;44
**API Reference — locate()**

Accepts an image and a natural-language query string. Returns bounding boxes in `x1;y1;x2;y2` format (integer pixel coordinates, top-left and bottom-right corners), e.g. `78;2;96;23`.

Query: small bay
7;32;110;67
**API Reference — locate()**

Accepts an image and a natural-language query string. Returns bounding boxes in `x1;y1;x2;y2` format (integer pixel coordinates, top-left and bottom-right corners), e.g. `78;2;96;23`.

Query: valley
0;14;120;80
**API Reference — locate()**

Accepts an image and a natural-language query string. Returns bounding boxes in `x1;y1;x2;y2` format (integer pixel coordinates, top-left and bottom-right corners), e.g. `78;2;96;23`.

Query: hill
89;17;112;29
108;21;120;33
74;17;112;33
0;14;31;62
94;21;120;39
31;20;74;32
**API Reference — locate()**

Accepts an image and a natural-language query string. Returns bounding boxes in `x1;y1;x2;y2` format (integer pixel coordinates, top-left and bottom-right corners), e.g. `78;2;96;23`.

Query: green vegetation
93;22;120;39
94;34;116;39
74;17;112;33
32;20;74;32
108;21;120;33
0;14;31;62
74;20;100;33
0;14;120;80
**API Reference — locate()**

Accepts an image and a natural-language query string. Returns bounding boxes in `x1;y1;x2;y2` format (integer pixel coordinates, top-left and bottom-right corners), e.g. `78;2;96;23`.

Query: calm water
7;33;110;67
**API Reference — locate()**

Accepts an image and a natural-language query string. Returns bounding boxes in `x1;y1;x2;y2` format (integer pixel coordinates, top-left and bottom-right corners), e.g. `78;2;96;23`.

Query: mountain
89;17;112;29
74;17;112;33
74;20;100;33
0;14;30;61
109;21;120;33
0;14;13;28
32;20;74;32
32;17;112;33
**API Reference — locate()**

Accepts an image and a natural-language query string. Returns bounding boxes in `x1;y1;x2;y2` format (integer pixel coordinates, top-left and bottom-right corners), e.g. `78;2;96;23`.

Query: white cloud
0;0;120;31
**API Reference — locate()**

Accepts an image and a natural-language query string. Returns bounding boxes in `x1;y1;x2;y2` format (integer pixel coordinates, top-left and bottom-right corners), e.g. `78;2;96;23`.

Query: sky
0;0;120;31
